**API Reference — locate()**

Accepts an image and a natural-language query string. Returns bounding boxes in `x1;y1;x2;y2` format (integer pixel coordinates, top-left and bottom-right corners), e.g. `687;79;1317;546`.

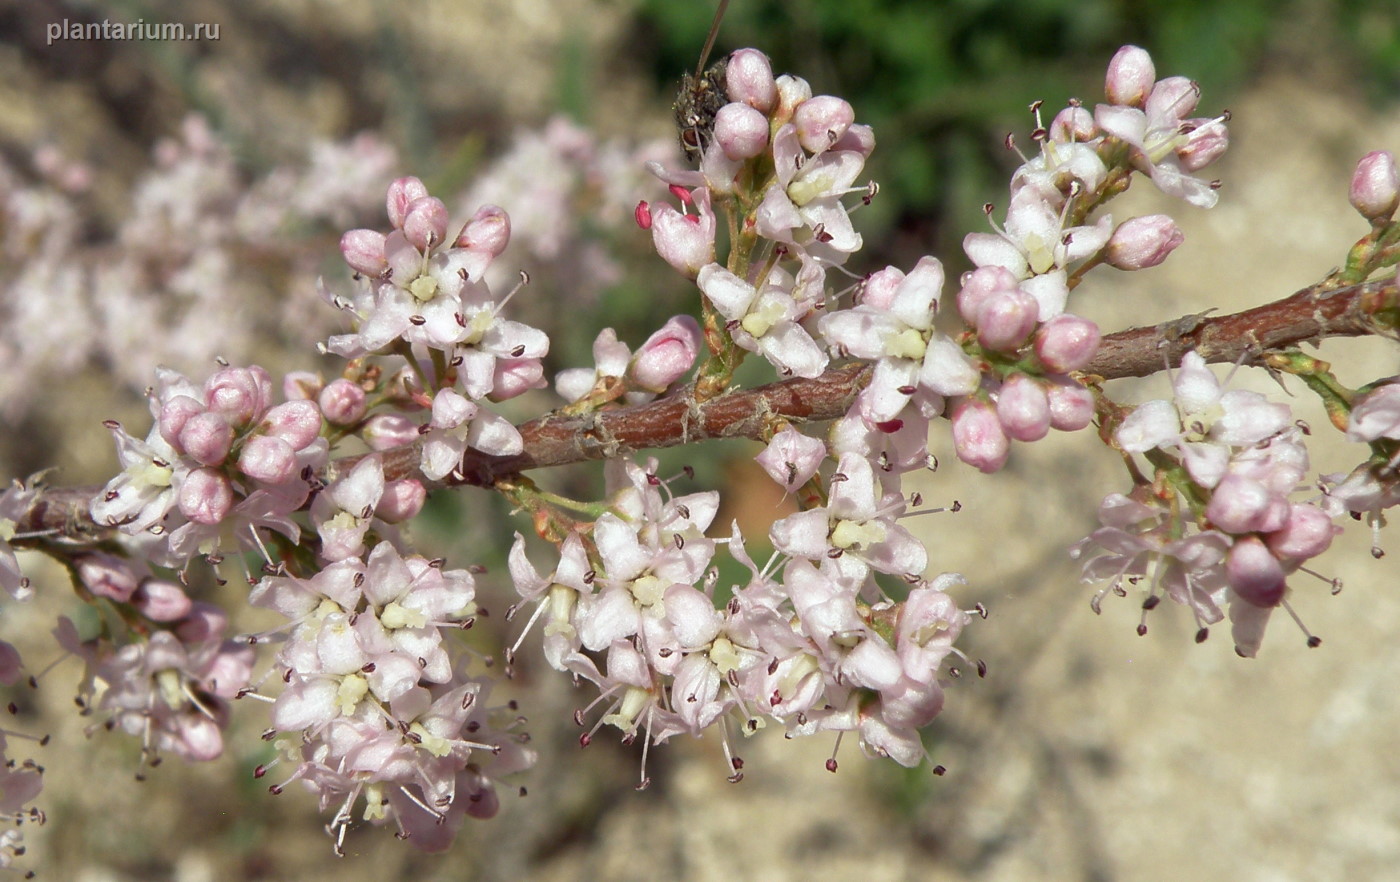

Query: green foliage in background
633;0;1394;270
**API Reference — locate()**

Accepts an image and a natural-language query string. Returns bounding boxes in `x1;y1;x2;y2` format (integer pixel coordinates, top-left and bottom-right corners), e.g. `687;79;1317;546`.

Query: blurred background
1;0;1399;879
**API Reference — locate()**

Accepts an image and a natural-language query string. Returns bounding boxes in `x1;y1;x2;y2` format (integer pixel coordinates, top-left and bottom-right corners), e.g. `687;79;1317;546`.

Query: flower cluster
1074;352;1340;656
508;457;975;772
249;542;533;852
90;365;328;569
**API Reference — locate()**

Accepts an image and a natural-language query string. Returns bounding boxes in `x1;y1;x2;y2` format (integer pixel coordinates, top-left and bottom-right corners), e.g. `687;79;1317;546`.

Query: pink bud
1266;503;1339;562
1349;150;1399;221
1145;77;1199;123
956;265;1019;325
362;413;421;451
634;200;653;229
178;468;234;525
489;357;547;401
205;366;272;427
1206;474;1287;534
454;204;511;257
1049;106;1096;142
179;412;234;466
951;399;1010;474
282;371;322;401
238;435;297;484
975;289;1040;352
774;74;813;126
726;48;778;113
1226;536;1285;608
376;479;427;523
1034;314;1102;372
176;603;228;643
860;266;906;311
1177;121;1228;171
132;579;193;622
1046;377;1095;431
402;196;450;251
793;96;854;153
386;176;429;229
260;400;323;451
77;553;140;602
1104;46;1155;107
630;315;702;392
830;123;875;157
319;379;367;426
339;229;388;276
158;394;205;451
995;374;1051;442
714;102;770;160
755;426;826;489
650;202;715;278
1105;215;1184;270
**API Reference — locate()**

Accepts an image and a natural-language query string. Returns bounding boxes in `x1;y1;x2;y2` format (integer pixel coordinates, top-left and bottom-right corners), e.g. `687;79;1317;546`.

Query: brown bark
15;277;1399;539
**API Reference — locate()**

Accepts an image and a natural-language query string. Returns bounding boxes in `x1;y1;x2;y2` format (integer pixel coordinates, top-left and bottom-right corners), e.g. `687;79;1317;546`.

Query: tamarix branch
0;42;1397;865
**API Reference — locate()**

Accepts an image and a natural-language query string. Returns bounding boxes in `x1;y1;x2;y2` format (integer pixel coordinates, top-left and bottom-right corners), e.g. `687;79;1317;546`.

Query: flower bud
386;176;429;229
630;315;702;392
975;289;1040;352
755;426;826;490
956;265;1019;325
1266;502;1339;561
377;479;427;523
793;96;854;154
402;196;450;251
319;378;367;426
1205;474;1287;534
1145;77;1199;124
339;229;388;276
1105;215;1184;270
831;123;875;157
1177;121;1228;171
1349;150;1399;221
362;414;420;450
714;102;770;160
259;400;321;451
1105;45;1155;107
179;468;235;525
1050;106;1096;141
454;204;511;257
773;74;813;126
1046;377;1095;431
77;553;139;602
726;48;777;113
238;435;297;484
951;399;1010;473
1226;536;1285;608
132;579;193;622
995;374;1051;442
179;411;234;466
282;371;323;401
859;266;906;311
176;603;228;643
650;201;715;278
490;357;547;401
205;366;272;427
158;394;205;451
1034;314;1101;373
